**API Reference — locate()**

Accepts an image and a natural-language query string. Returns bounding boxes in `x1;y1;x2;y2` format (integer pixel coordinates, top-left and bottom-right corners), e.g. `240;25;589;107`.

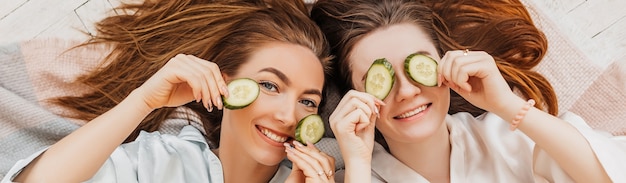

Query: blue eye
259;81;278;92
300;99;318;108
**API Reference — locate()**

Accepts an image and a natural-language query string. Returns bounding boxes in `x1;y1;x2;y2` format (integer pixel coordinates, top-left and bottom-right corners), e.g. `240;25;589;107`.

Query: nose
273;96;298;127
393;73;422;102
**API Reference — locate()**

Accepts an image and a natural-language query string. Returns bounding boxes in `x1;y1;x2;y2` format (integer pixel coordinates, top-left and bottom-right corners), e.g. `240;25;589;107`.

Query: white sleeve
1;148;47;183
532;111;626;182
1;126;216;183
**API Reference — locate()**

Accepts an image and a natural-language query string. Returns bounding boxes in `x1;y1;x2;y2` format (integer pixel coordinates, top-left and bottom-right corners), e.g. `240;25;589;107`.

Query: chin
253;149;287;166
385;120;444;143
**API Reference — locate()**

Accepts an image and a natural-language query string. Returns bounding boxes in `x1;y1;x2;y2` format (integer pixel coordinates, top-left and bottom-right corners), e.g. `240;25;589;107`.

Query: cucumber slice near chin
404;53;438;87
295;114;325;144
222;78;260;109
365;58;395;100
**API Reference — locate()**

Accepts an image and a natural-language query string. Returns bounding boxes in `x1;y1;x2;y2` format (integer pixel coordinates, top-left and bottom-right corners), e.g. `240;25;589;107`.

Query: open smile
394;103;431;119
256;125;292;146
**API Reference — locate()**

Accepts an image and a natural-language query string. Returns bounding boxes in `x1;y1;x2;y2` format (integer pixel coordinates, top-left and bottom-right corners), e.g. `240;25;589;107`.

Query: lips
394;103;430;119
258;126;288;143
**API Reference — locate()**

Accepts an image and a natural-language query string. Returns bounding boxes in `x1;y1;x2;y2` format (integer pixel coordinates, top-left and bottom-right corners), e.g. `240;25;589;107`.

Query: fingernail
437;74;442;87
293;141;305;147
216;96;223;110
207;104;213;112
374;107;380;118
283;142;293;149
221;85;229;98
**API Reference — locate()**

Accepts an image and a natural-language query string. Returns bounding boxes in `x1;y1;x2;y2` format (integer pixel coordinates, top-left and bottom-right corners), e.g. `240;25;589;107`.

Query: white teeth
261;128;287;143
397;105;428;119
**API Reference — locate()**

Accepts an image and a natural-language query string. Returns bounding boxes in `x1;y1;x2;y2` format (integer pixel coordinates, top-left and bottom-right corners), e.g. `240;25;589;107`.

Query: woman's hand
285;141;336;183
328;90;382;163
134;54;229;111
437;50;517;112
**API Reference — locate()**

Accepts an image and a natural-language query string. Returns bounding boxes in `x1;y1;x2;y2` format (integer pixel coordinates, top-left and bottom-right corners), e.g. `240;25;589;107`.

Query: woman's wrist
126;89;156;114
343;158;372;182
491;95;527;124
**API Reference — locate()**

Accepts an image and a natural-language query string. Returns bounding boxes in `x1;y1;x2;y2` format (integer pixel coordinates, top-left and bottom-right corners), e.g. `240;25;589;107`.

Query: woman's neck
216;142;279;183
386;122;451;182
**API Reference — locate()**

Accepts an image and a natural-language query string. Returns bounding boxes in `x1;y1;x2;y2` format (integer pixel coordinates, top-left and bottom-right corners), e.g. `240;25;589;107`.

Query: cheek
435;87;451;101
374;118;394;136
350;70;367;90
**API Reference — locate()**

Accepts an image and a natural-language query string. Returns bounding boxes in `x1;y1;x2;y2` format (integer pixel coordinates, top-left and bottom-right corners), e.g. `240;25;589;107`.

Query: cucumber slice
404;53;438;86
295;114;325;144
222;78;260;109
365;58;395;100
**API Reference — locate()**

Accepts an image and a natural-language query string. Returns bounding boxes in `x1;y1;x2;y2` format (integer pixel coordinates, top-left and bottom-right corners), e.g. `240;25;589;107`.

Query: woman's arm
328;90;383;183
14;90;153;182
14;54;227;182
439;50;611;182
494;97;611;183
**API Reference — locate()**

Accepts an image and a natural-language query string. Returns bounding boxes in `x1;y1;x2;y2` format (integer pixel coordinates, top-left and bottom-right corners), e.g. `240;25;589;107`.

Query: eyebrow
304;89;322;99
259;67;291;85
259;67;322;98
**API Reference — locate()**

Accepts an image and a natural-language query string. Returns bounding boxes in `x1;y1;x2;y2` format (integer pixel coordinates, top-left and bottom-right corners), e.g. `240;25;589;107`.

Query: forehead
349;23;439;69
235;42;325;87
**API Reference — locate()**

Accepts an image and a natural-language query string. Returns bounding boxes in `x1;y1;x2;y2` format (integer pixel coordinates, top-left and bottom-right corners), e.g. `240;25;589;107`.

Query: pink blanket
522;0;626;135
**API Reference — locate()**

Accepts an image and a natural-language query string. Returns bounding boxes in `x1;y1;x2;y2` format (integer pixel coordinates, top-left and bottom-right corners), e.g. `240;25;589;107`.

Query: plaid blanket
0;39;206;179
0;39;95;179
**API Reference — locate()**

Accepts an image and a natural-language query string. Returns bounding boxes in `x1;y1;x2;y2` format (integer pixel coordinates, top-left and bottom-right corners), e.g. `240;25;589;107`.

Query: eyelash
300;99;318;108
259;81;318;108
259;81;278;92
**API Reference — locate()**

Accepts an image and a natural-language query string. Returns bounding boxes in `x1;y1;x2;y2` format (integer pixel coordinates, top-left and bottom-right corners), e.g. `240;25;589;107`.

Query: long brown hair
311;0;557;147
55;0;330;144
312;0;557;116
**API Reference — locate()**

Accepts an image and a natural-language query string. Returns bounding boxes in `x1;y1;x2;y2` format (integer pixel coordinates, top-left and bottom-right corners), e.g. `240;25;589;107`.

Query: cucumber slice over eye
404;53;438;87
365;58;395;100
222;78;260;109
295;114;325;144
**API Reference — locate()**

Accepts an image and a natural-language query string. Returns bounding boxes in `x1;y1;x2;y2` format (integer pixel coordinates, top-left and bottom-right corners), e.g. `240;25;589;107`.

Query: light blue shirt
2;126;290;183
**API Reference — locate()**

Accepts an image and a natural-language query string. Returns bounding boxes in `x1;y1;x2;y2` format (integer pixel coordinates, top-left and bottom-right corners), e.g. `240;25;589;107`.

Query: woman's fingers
285;142;335;182
187;55;226;110
330;91;382;126
439;50;494;92
177;55;214;110
171;54;227;111
333;91;379;117
300;142;335;178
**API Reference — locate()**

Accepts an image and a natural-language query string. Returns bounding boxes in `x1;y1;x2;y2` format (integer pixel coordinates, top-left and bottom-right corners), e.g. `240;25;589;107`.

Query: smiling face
349;23;450;145
220;42;325;166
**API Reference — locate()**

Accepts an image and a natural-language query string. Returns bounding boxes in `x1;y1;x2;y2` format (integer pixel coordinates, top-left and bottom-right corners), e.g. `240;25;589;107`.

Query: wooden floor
1;0;625;68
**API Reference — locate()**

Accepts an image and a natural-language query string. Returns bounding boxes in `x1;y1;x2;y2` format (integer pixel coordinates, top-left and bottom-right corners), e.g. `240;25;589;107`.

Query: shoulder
97;126;220;182
371;143;430;182
447;112;535;157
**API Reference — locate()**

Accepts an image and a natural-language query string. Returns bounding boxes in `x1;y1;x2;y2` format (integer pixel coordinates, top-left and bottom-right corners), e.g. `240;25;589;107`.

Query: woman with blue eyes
3;0;336;182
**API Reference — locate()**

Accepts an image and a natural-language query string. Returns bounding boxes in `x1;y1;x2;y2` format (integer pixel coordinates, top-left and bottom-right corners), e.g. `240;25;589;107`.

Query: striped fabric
0;39;204;180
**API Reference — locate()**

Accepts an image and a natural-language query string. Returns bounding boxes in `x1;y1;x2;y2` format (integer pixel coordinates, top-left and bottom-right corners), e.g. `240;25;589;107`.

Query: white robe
367;112;626;182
